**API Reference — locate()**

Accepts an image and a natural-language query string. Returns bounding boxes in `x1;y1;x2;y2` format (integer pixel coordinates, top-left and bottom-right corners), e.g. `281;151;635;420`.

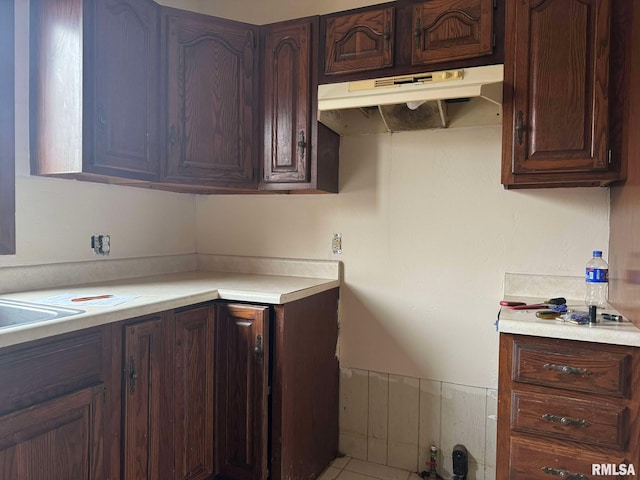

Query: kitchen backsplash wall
339;367;497;480
196;126;610;388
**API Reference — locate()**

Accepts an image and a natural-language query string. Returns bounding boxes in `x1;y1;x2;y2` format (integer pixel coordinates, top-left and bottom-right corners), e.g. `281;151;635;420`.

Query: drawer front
510;437;629;479
512;390;628;449
0;329;104;414
512;338;630;397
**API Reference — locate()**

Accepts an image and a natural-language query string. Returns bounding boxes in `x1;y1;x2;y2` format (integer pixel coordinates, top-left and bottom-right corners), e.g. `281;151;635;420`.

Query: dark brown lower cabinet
172;306;216;480
0;327;109;480
0;288;339;480
0;385;104;480
122;316;164;480
215;304;270;480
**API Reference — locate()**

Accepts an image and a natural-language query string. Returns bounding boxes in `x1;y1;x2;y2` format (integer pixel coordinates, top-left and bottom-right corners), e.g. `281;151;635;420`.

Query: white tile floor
319;457;423;480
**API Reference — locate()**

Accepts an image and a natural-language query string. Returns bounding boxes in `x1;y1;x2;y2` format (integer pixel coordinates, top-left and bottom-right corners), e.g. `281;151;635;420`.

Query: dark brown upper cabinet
0;0;15;255
163;9;258;190
501;0;621;188
260;18;339;193
324;7;394;75
411;0;494;66
30;0;162;182
319;0;502;83
88;0;161;180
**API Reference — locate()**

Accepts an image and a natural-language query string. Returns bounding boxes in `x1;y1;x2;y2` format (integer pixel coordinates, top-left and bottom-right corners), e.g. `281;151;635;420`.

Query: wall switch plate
91;234;110;255
332;233;342;254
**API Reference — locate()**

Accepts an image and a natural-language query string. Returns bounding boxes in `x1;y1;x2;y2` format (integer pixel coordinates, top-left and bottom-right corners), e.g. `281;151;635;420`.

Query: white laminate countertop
0;271;340;349
497;296;640;347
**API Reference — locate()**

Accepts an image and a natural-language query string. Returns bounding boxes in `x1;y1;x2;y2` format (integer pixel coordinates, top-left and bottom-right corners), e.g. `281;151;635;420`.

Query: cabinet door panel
509;0;611;175
215;304;269;480
123;317;163;480
166;12;257;187
89;0;160;179
173;307;215;480
324;8;394;75
412;0;493;65
0;385;104;480
262;19;312;184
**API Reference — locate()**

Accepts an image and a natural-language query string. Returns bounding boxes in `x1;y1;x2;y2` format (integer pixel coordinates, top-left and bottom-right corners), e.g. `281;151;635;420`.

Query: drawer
510;436;630;479
511;389;628;449
0;329;104;414
512;337;630;397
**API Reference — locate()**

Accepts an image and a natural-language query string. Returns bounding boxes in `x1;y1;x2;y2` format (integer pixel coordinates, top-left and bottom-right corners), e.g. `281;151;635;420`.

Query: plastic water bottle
585;250;608;308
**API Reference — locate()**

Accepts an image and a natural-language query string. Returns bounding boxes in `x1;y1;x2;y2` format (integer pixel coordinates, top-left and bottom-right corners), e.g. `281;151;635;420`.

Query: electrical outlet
332;233;342;254
91;234;111;256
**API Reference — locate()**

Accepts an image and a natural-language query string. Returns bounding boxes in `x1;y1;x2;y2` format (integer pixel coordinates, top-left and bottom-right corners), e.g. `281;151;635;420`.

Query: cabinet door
324;7;394;75
88;0;160;180
0;385;104;479
122;317;164;480
262;18;313;184
165;11;258;188
502;0;612;184
173;306;215;480
412;0;493;66
215;304;269;480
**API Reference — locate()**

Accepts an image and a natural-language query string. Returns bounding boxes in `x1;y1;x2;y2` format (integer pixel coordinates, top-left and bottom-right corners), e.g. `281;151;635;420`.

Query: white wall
2;0;197;268
196;127;610;388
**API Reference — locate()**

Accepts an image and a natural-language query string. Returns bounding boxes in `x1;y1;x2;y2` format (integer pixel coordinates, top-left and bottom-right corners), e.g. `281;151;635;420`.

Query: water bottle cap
593;250;603;257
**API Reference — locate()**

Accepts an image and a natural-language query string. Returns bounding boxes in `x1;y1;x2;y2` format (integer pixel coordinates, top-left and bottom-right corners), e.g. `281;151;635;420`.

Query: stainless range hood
317;64;503;135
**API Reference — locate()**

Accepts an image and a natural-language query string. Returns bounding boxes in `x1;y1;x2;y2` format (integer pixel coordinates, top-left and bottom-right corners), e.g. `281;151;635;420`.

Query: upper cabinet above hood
318;65;504;135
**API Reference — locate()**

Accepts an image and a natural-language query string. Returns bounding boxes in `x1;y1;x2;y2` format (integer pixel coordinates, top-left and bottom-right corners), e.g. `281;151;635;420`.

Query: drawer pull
542;413;590;428
543;363;592;376
541;466;588;479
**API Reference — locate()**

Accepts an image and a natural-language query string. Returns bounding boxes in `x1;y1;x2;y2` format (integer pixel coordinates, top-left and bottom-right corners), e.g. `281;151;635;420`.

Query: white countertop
0;271;340;349
497;296;640;347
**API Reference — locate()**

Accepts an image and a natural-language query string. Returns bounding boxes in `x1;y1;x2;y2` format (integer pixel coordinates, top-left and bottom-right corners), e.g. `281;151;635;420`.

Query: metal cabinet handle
540;466;588;480
128;356;138;394
254;334;263;365
384;21;391;51
515;111;524;145
414;18;422;49
297;131;306;162
542;413;590;428
543;363;592;376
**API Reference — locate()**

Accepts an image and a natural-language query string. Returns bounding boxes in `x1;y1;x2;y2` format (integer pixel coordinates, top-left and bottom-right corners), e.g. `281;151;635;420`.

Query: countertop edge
0;272;341;349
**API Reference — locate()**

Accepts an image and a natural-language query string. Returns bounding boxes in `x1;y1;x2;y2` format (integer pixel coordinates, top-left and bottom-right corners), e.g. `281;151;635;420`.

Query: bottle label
586;267;608;283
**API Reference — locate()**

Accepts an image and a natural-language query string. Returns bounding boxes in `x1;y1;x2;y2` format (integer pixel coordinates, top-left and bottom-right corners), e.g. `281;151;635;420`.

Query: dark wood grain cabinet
163;9;258;190
0;386;105;480
0;328;109;479
497;334;640;478
31;0;162;183
171;306;216;480
501;0;623;188
0;289;339;480
411;0;494;66
119;306;216;480
215;304;269;480
30;0;263;192
320;0;498;81
121;316;165;480
261;18;340;192
324;7;395;75
88;0;161;180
